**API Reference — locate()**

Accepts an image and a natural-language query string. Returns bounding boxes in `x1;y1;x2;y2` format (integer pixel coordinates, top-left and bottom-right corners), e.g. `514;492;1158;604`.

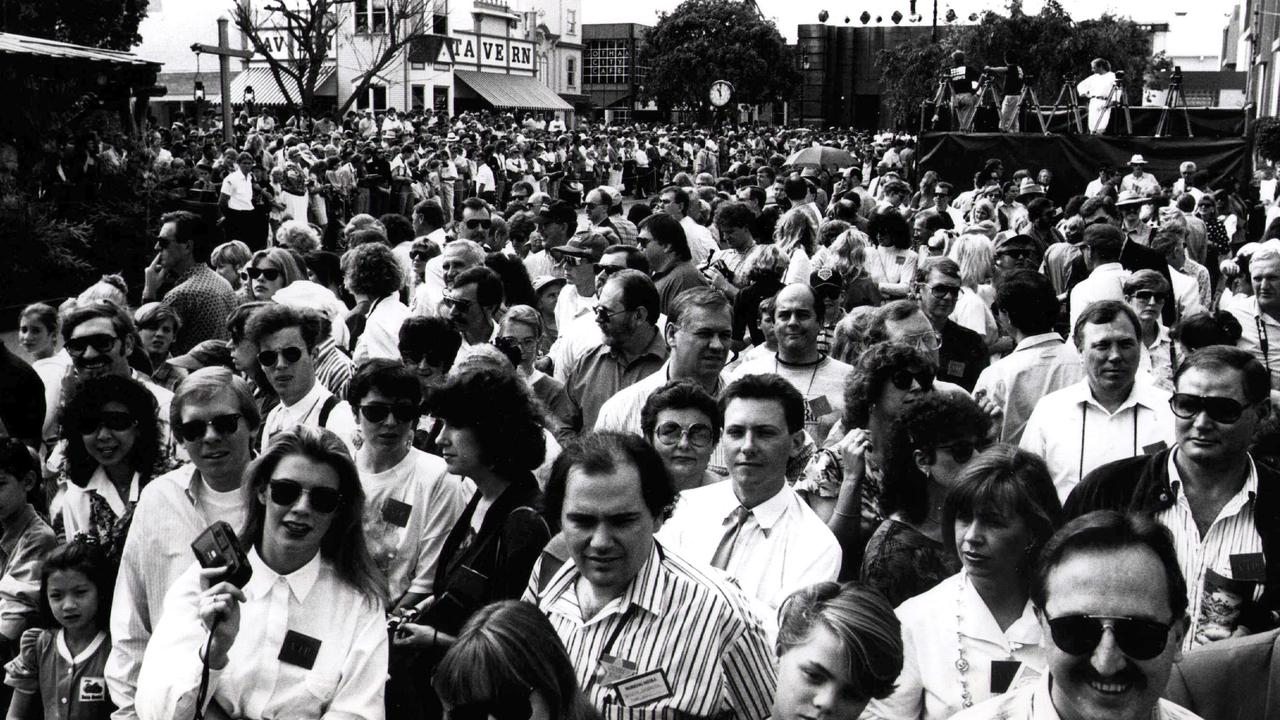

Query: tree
0;0;150;50
637;0;798;115
231;0;434;114
877;0;1155;130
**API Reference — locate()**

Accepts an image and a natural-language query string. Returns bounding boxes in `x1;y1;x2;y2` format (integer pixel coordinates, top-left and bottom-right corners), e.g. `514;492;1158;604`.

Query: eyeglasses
556;254;585;268
927;284;962;299
176;413;242;443
496;335;538;350
1045;614;1172;661
409;250;431;261
76;411;137;435
594;263;624;277
244;267;283;282
997;248;1036;261
267;479;342;514
900;331;942;353
464;218;492;230
935;437;991;463
1131;290;1167;304
595;305;629;322
358;403;418;424
889;368;934;391
257;346;305;367
66;333;120;357
1169;393;1247;424
654;422;715;448
442;295;473;313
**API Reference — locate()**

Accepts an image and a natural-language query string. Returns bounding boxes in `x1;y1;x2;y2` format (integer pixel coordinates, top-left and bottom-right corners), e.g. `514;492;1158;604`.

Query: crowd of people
2;105;1280;720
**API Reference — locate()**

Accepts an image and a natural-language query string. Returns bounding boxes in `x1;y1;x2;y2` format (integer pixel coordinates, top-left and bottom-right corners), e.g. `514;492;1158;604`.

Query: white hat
1128;154;1147;165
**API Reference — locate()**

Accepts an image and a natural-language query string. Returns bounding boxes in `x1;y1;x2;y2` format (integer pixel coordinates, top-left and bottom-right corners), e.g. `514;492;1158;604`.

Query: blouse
866;246;920;296
54;467;141;565
860;518;961;608
5;628;114;720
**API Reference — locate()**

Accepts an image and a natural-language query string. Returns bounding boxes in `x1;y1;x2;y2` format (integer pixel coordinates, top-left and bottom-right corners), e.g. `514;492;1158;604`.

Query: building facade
581;23;650;122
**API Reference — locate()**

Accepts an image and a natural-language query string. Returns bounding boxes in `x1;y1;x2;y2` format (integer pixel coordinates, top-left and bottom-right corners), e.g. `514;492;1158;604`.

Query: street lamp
800;53;811;128
244;85;255;113
193;81;205;102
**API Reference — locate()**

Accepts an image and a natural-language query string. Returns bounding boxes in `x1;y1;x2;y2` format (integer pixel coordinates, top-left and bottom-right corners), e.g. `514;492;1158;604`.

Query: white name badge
616;668;674;707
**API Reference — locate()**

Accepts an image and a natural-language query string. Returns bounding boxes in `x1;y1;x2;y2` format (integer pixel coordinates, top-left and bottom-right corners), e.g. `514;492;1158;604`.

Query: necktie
709;506;751;571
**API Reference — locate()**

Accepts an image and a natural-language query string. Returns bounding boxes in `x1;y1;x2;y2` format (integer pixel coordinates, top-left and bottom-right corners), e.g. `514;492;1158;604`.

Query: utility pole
192;17;255;144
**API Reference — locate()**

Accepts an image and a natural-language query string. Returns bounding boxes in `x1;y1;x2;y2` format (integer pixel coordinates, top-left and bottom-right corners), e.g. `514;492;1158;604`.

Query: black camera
191;521;253;588
1115;70;1127;80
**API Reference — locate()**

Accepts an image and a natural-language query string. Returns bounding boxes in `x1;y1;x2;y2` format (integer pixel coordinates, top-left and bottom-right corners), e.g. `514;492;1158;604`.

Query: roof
0;31;159;68
454;70;572;111
229;65;337;106
157;72;222;101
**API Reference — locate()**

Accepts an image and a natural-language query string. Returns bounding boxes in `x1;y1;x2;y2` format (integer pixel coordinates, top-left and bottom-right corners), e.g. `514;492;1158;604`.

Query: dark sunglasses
257;346;305;367
935;437;991;463
176;413;242;443
358;403;418;424
441;295;473;313
245;267;283;282
76;411;137;435
889;368;934;392
655;422;715;448
997;248;1036;261
595;305;628;322
594;263;624;277
1045;614;1171;661
1132;290;1167;304
464;218;492;230
409;250;431;261
928;284;962;299
556;254;585;267
1169;393;1247;424
66;333;120;357
267;479;341;514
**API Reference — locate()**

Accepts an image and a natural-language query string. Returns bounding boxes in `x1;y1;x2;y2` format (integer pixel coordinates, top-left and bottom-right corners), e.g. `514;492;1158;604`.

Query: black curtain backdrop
917;133;1250;202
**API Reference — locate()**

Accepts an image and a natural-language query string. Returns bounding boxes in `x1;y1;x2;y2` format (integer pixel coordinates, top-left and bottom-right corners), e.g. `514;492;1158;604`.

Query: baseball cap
993;233;1039;253
549;231;609;263
169;340;233;372
532;275;568;295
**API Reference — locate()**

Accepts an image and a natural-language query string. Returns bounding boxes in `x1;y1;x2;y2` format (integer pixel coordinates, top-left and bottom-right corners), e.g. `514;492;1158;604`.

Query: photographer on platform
984;51;1026;133
948;51;982;130
1077;58;1118;134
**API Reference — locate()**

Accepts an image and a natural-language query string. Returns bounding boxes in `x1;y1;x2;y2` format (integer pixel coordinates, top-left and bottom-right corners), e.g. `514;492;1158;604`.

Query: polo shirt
562;328;668;430
654;261;710;316
219;170;255;211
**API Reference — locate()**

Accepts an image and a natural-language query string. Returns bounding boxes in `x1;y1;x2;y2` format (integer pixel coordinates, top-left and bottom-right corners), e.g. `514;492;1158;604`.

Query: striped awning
454;69;572;111
229;65;336;106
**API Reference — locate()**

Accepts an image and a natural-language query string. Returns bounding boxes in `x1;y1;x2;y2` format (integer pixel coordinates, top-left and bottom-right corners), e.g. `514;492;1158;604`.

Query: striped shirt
314;336;354;400
1156;451;1265;650
524;542;776;719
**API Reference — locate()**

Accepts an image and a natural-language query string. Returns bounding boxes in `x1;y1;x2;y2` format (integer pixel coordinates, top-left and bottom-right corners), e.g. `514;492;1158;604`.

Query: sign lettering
449;32;534;71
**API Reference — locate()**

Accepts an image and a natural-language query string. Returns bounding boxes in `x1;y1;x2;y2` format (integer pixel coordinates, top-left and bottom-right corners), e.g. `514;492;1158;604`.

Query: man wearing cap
1122;155;1161;197
641;214;709;317
525;200;576;279
550;231;609;334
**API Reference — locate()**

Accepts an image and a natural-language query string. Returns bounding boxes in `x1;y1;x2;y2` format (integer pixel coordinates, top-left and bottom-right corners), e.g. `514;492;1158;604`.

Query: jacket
1163;627;1280;720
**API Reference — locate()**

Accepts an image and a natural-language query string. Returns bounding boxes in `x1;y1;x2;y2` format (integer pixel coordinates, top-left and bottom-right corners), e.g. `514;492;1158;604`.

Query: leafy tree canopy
877;0;1154;130
637;0;798;113
0;0;150;51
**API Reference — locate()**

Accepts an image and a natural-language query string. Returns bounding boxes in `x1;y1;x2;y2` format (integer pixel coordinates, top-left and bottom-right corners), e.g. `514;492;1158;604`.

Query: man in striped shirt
526;433;775;719
1066;346;1279;649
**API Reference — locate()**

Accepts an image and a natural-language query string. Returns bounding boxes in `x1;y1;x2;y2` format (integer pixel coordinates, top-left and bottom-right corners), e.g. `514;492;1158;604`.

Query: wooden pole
219;17;234;144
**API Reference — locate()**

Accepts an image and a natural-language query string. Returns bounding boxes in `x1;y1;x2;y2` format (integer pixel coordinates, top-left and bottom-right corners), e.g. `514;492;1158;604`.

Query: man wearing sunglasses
953;510;1197;720
1066;347;1278;651
549;231;609;334
912;258;989;392
457;197;497;250
140;210;238;356
444;266;504;352
245;305;357;456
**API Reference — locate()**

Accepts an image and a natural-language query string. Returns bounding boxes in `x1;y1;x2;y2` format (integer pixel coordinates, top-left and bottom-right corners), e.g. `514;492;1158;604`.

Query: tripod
1017;80;1047;133
1101;76;1134;135
1042;78;1084;134
965;73;1002;132
1155;73;1193;137
929;75;956;131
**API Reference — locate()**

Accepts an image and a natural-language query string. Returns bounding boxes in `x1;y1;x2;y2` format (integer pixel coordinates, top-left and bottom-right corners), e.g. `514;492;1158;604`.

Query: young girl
17;304;58;363
132;303;187;392
3;542;113;720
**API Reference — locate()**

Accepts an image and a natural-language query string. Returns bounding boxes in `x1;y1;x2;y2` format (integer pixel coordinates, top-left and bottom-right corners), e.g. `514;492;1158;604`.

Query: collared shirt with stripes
1156;451;1265;650
314;336;354;400
524;541;776;719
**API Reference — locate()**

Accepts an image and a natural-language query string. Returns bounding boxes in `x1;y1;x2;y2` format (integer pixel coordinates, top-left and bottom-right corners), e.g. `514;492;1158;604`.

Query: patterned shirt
160;264;238;355
860;518;962;608
314;337;354;401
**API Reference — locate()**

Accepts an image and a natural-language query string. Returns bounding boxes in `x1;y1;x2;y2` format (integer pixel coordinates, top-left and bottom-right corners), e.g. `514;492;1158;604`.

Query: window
566;9;576;35
355;0;388;33
567;57;576;88
433;86;450;115
584;40;630;84
433;13;448;34
412;85;426;110
356;84;388;111
411;61;426;70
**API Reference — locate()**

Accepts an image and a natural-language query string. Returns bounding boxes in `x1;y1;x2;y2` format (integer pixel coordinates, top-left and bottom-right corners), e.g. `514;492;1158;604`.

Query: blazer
1163;627;1280;720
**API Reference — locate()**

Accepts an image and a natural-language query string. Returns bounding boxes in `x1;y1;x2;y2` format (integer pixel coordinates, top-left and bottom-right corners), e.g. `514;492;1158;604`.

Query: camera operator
1076;58;1117;134
948;51;982;130
983;51;1026;132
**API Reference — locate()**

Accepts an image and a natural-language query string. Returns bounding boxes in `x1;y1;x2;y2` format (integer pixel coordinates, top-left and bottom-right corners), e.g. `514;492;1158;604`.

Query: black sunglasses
76;411;137;435
889;368;934;392
409;250;431;261
464;218;492;230
1169;393;1247;424
594;263;624;277
176;413;242;443
1045;614;1172;661
1132;290;1167;304
257;347;305;367
66;333;120;357
928;284;962;299
997;248;1036;261
267;479;341;514
935;437;991;463
358;403;418;424
245;267;283;282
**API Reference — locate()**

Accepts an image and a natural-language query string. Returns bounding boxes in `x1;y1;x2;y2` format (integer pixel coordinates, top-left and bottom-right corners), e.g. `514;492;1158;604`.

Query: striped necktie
709;506;751;571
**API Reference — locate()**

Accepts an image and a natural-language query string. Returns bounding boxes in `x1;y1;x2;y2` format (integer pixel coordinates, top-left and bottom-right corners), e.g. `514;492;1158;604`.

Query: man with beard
951;510;1200;720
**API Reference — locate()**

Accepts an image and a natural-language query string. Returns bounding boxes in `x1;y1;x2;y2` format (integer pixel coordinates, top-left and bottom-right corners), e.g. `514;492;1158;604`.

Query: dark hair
1071;300;1140;351
413;199;446;229
303;251;344;288
714;200;755;231
159;209;212;257
61;300;135;344
484;252;537;308
1082;223;1124;261
545;432;677;526
428;367;545;478
783;177;809;202
995;270;1057;335
245;304;322;351
1174;345;1271;404
399;316;461;370
606;269;660;326
639;213;692;261
914;256;961;284
453;266;505;311
776;582;902;701
345;241;404;298
719;374;805;434
842;342;932;428
378;213;416;246
659;185;690;214
349;358;421;407
39;541;115;630
1171;311;1242;351
640;380;721;443
20;303;58;334
1033;510;1188;619
0;438;37;484
868;208;911;250
60;375;162;488
602;245;651;274
942;445;1063;583
347;227;389;247
881;393;992;523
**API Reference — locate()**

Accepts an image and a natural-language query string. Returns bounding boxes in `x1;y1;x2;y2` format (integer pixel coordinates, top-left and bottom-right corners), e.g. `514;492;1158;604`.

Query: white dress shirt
135;550;387;720
949;672;1203;720
656;482;840;613
1021;379;1174;502
1227;298;1280;390
352;294;411;365
59;467;140;542
864;571;1045;720
261;382;358;457
973;333;1083;445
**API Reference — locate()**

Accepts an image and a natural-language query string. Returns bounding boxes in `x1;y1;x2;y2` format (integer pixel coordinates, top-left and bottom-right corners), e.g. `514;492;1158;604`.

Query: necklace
954;580;974;709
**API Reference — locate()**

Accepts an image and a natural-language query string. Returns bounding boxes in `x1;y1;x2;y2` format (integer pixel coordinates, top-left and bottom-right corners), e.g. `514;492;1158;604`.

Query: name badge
1230;553;1267;583
895;255;906;265
946;360;966;378
279;630;322;670
990;660;1020;694
807;395;833;418
79;677;106;702
615;668;674;707
595;654;638;687
382;498;412;528
1142;441;1168;456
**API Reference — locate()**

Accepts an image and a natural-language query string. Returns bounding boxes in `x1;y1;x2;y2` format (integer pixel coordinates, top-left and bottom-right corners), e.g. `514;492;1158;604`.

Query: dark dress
860;518;961;608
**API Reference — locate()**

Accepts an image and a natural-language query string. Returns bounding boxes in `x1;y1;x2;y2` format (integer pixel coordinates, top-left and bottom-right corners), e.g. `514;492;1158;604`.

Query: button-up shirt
1157;451;1265;650
1020;379;1175;503
949;673;1203;720
974;333;1083;444
562;328;668;431
219;170;255;211
160;264;239;356
261;382;358;457
57;467;140;543
352;294;411;366
865;571;1045;720
135;550;387;720
1227;298;1280;390
0;505;56;642
524;543;776;720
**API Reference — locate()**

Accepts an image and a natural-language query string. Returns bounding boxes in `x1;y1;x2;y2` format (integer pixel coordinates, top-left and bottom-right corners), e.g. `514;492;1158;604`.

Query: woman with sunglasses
640;379;722;492
244;247;306;303
54;375;162;564
859;391;992;607
433;601;598;720
865;445;1062;720
135;426;387;720
1123;270;1176;391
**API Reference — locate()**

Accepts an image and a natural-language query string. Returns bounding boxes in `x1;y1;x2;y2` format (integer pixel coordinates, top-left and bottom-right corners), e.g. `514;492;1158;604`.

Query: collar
957;571;1041;647
1069;378;1163;416
1147;323;1171;351
1013;333;1065;353
243;546;323;603
738;483;792;532
609;324;668;363
74;467;142;507
55;630;108;665
1090;262;1125;275
0;505;38;554
1166;449;1259;515
281;380;327;412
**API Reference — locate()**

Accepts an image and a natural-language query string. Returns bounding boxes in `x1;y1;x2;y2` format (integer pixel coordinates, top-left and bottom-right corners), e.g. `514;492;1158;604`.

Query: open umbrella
785;145;858;169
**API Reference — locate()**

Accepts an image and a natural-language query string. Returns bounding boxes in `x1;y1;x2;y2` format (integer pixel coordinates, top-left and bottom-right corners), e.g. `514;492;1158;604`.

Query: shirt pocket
299;670;341;714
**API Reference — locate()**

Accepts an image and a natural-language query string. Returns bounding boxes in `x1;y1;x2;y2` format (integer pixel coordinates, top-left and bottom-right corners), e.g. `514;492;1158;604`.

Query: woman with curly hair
55;375;162;563
345;241;409;364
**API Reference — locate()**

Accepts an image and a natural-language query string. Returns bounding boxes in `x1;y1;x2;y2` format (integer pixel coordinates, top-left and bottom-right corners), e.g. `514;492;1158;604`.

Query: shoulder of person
1065;453;1158;519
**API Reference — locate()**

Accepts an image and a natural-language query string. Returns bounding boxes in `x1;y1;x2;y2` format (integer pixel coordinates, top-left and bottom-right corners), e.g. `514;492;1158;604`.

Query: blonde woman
828;227;883;310
947;234;1001;343
774;210;816;284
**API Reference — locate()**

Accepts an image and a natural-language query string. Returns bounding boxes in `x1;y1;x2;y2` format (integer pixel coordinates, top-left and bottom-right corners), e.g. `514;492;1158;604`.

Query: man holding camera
1077;58;1118;134
948;51;982;130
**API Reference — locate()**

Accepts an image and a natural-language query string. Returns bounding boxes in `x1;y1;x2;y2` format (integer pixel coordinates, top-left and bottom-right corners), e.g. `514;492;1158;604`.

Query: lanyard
1079;404;1139;483
1258;314;1272;370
